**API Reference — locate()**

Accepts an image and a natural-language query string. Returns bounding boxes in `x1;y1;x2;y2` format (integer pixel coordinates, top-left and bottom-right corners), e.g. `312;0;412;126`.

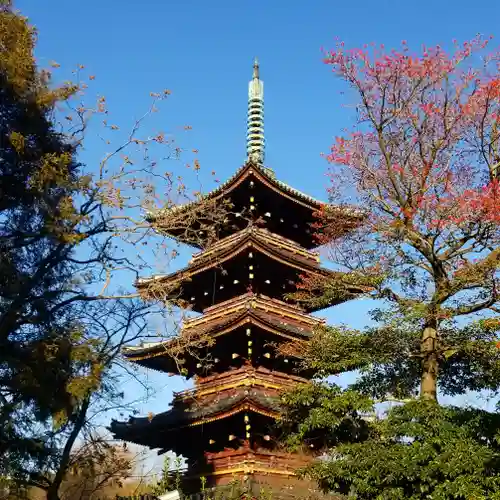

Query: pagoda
110;59;363;499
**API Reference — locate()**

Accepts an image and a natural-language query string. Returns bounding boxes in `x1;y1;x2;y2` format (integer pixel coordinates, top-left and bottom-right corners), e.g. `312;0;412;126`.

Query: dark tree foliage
303;402;500;500
0;1;87;479
0;5;219;499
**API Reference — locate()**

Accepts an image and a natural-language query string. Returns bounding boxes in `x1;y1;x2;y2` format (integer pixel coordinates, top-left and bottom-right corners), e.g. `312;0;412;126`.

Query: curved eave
135;236;331;297
148;160;325;221
109;393;280;444
122;309;314;365
146;161;363;249
190;227;319;267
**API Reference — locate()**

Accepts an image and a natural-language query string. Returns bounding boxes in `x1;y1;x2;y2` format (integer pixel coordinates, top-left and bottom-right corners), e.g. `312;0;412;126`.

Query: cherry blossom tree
300;36;500;401
279;37;500;499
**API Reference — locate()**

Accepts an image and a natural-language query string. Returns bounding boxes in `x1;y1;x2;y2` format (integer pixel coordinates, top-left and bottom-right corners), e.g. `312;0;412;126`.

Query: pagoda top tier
147;160;361;249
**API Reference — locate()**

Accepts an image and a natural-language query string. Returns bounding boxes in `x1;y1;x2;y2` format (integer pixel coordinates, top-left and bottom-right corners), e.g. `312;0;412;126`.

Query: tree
53;436;136;500
1;0;88;484
0;3;227;499
286;399;500;499
297;35;499;401
279;37;500;498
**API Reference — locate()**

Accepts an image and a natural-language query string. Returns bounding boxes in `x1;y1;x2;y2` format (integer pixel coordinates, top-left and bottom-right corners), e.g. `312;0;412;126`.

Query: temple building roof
122;293;322;367
109;366;301;448
189;226;320;267
109;384;281;448
147;161;362;249
135;227;366;313
151;160;324;221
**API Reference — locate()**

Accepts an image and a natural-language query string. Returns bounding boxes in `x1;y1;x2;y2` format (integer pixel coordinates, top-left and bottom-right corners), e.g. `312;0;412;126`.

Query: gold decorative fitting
248;341;253;346
233;279;239;284
264;353;271;358
265;279;271;284
249;273;254;279
248;348;253;354
246;432;251;439
229;435;236;441
232;353;240;359
244;415;250;423
265;212;271;217
246;328;251;335
246;424;251;431
196;363;202;368
249;265;253;270
209;439;216;444
250;196;255;202
248;252;253;258
250;205;255;210
264;435;271;441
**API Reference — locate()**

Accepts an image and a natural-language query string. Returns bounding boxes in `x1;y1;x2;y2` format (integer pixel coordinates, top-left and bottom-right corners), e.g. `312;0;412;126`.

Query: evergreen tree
1;4;226;498
0;0;89;480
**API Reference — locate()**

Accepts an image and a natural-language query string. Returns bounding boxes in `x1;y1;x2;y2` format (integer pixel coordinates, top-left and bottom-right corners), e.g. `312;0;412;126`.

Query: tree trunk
420;320;438;401
46;395;91;500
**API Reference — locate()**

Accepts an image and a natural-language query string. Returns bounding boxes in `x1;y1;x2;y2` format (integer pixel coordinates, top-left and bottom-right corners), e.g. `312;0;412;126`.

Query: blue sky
16;0;500;472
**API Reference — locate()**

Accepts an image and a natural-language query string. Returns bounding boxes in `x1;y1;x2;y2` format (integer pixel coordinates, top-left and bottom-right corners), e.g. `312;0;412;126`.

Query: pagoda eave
109;387;282;453
136;269;366;313
122;294;320;363
109;366;304;452
149;160;324;221
147;161;360;249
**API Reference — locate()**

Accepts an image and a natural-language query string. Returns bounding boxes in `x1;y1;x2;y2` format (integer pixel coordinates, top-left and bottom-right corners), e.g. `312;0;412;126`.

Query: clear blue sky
16;0;500;470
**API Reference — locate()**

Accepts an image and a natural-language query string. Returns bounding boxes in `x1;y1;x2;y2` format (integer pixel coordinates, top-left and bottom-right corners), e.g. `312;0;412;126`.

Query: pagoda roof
150;160;324;220
138;226;323;286
135;227;357;312
190;226;320;267
184;364;306;396
122;293;322;366
109;384;280;447
147;161;363;249
109;366;301;446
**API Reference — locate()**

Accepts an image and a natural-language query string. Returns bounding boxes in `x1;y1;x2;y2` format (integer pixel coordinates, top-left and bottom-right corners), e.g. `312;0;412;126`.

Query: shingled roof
148;160;325;220
190;226;320;267
135;227;335;293
122;293;323;363
109;385;281;443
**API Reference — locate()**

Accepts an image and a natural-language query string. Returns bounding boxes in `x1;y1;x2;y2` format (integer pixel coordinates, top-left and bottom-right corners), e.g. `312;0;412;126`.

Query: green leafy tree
0;0;89;482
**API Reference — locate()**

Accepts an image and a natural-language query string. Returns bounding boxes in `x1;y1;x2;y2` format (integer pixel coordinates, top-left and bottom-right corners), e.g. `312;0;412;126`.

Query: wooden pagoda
110;61;362;499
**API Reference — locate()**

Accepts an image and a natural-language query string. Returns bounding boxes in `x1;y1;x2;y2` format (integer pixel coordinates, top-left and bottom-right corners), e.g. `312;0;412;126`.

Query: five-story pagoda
110;59;362;498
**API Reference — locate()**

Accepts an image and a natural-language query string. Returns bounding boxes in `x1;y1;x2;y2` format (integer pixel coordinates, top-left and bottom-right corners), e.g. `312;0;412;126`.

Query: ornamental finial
247;58;265;164
253;57;259;79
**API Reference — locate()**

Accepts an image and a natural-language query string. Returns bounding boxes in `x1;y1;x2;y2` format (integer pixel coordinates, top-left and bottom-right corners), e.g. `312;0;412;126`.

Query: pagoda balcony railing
174;365;307;399
183;292;323;329
203;447;312;475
